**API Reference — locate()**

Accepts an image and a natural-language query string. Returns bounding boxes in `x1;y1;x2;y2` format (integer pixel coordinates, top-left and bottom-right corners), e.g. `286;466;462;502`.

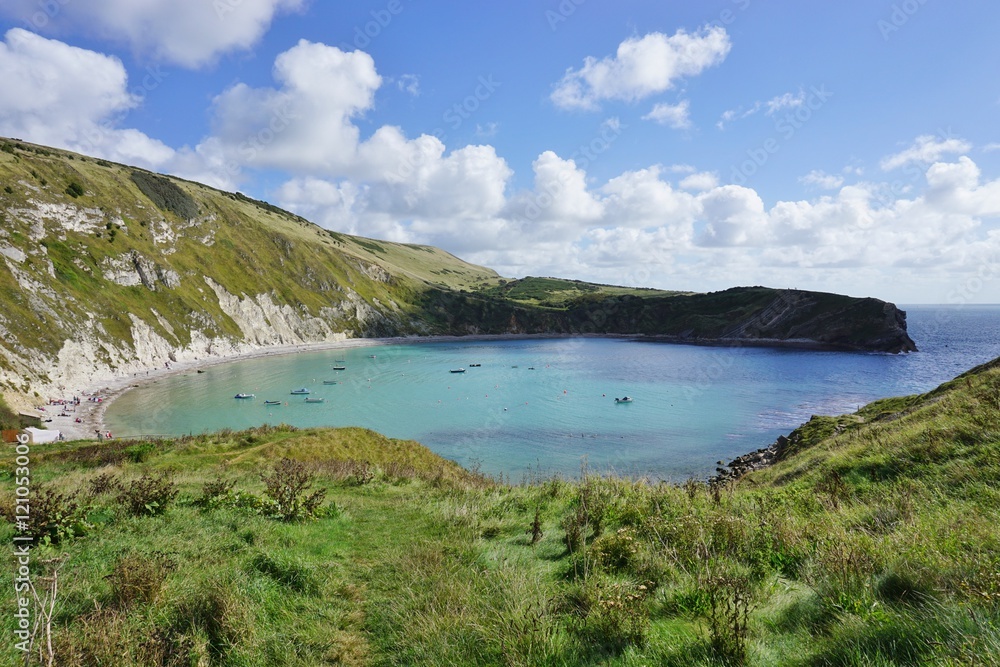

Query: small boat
368;354;377;359
450;368;466;373
304;397;325;403
197;369;206;374
290;388;310;395
332;366;346;371
469;363;481;367
234;393;255;399
322;380;338;385
264;400;281;405
614;396;634;404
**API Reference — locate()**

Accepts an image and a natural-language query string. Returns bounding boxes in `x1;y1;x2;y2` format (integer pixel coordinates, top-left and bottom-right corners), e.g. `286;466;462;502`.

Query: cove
104;306;1000;480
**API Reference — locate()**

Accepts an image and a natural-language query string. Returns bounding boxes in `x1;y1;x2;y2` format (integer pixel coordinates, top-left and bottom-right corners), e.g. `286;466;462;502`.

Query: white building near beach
23;427;61;444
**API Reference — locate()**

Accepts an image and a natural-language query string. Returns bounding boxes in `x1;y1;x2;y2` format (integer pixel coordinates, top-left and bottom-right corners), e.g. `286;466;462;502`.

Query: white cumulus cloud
551;27;731;110
0;29;185;172
0;0;304;68
880;134;973;171
642;100;692;129
800;170;844;190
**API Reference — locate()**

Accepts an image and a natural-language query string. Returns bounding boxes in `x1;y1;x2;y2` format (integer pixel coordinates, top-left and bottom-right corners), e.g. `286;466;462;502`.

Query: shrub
591;527;639;573
12;484;90;545
196;476;236;508
564;579;651;653
704;572;757;665
65;181;85;198
527;507;543;544
130;170;199;219
117;473;179;516
125;441;157;463
87;472;121;496
261;458;327;522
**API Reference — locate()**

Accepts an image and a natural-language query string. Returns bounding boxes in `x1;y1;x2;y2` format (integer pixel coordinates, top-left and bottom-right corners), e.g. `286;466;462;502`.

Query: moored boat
450;368;466;373
234;393;255;399
322;380;338;385
614;396;633;404
264;400;281;405
304;397;325;403
332;366;346;371
290;388;310;395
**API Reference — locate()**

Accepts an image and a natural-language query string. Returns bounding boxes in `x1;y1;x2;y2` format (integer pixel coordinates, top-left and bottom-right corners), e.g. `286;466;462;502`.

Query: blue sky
1;0;999;303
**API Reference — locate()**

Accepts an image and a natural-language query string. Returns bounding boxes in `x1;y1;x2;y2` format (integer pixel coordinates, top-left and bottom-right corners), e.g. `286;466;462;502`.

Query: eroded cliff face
0;175;405;403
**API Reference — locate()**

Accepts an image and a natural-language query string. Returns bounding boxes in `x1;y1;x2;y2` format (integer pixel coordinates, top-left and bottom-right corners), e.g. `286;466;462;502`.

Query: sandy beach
37;333;586;442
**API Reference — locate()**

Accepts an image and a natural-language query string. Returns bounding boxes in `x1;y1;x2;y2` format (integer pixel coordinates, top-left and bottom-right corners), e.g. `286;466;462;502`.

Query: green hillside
3;357;1000;665
0;138;914;409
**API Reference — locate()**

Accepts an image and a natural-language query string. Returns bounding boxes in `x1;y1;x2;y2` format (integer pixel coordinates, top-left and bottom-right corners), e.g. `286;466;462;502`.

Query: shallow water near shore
105;305;1000;480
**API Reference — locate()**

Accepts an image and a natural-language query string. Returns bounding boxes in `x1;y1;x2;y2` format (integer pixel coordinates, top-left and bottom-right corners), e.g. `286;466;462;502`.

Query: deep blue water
105;305;1000;480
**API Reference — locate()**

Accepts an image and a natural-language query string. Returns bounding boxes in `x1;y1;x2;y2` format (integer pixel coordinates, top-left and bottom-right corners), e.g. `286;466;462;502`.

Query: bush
261;458;327;522
125;441;157;463
592;527;639;573
130;170;199;219
12;484;90;545
564;579;652;653
65;181;85;198
196;476;236;508
87;472;121;496
117;473;178;516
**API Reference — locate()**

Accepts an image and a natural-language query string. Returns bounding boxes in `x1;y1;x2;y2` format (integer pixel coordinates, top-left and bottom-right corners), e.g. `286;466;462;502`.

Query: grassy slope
0;139;914;402
4;357;1000;665
0;140;503;392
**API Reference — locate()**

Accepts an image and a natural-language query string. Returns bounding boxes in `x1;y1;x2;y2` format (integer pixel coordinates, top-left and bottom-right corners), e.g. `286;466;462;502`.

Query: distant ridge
0;138;913;406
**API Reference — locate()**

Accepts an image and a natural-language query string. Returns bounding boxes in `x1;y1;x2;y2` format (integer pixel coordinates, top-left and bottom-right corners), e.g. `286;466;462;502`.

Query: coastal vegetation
4;357;1000;665
0;138;911;406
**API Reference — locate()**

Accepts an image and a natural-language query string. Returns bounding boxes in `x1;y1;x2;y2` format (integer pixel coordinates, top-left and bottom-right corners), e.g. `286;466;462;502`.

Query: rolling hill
0;138;914;409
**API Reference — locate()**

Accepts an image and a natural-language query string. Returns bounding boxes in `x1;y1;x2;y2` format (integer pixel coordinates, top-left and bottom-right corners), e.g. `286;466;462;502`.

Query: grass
4;357;1000;665
0;137;915;402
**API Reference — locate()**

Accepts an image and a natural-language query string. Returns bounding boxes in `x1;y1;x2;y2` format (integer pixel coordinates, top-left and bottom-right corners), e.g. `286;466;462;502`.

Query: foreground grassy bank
3;358;1000;665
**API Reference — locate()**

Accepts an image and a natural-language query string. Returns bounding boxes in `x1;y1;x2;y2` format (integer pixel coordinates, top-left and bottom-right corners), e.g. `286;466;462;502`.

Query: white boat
304;397;325;403
614;396;633;404
450;368;466;373
290;388;310;395
234;393;255;399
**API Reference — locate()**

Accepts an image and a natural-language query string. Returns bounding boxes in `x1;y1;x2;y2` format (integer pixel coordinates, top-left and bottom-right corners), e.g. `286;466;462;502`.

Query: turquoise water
105;306;1000;480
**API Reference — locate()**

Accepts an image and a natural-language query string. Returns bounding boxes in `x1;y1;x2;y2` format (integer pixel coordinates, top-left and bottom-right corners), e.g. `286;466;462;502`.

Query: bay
105;305;1000;480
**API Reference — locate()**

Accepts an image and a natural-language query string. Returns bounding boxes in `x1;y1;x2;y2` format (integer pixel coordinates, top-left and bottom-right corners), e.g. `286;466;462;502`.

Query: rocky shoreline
710;434;792;486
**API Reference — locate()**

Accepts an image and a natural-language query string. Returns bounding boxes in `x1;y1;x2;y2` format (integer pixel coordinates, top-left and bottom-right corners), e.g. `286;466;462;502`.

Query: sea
104;305;1000;481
